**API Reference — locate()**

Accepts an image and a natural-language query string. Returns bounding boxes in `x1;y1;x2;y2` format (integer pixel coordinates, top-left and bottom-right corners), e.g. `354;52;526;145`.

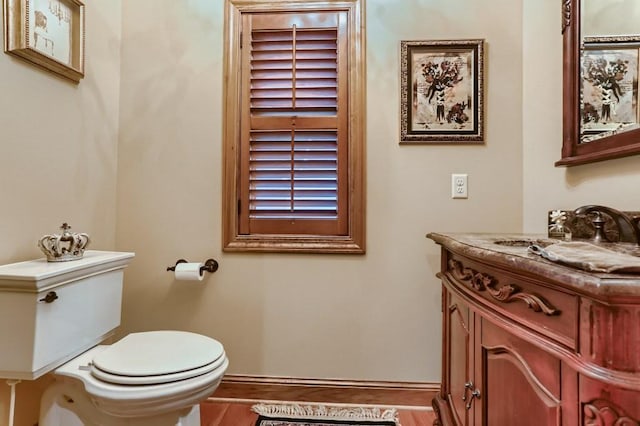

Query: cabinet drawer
443;253;578;350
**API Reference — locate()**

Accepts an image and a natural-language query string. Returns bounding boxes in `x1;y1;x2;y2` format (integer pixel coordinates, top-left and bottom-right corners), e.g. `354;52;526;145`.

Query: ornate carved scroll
447;259;560;316
448;258;493;291
583;399;639;426
486;283;559;316
561;0;572;35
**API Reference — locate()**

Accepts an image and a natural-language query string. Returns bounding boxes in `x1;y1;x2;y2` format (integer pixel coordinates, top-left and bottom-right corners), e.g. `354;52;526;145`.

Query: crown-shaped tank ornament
38;223;90;262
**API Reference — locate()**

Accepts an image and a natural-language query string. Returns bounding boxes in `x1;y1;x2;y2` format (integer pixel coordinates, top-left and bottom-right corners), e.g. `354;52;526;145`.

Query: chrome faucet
574;205;640;245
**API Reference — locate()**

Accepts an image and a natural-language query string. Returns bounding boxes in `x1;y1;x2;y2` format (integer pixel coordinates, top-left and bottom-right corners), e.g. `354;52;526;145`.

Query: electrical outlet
451;174;468;199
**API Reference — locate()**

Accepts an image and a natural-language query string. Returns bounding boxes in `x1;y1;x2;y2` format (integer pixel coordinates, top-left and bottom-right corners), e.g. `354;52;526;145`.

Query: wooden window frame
222;0;365;254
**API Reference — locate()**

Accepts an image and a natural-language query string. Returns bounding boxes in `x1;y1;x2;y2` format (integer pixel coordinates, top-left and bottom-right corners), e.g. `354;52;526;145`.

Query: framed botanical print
400;39;484;143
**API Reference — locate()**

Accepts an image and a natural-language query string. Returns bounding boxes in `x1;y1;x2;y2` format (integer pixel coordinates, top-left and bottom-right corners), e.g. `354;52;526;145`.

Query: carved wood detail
561;0;571;35
583;399;639;426
490;285;560;316
447;259;560;316
432;401;442;426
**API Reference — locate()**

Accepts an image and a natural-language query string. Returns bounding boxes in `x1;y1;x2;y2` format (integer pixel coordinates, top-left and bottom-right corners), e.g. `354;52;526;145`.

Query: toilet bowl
0;250;228;426
39;330;229;426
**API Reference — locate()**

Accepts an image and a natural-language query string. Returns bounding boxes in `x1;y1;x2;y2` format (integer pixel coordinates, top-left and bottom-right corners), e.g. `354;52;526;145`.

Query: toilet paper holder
167;259;219;274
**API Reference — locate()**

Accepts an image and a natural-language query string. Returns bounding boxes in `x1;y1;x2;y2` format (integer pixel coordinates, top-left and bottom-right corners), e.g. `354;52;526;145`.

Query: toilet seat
48;341;229;421
90;330;225;385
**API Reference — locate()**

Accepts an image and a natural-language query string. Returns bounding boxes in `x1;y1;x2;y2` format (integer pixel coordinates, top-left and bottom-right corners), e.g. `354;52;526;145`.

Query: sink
493;238;554;247
493;237;640;257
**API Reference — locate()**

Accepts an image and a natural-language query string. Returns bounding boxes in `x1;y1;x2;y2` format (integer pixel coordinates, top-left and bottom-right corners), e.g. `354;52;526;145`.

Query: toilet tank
0;250;134;380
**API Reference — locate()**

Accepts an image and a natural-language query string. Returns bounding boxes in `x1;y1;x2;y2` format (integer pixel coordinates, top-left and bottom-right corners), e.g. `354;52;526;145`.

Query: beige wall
522;0;640;233
116;0;523;384
0;1;122;424
9;0;634;424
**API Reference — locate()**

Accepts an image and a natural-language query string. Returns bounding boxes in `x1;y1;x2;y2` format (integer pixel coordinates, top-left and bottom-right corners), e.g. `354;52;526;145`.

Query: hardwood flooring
199;400;436;426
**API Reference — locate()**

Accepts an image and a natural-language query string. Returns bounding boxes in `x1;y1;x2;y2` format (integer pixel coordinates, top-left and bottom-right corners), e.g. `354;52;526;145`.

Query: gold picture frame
400;39;484;143
3;0;85;83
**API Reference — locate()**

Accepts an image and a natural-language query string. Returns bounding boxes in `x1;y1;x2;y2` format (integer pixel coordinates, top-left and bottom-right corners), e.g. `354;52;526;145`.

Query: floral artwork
581;36;640;136
413;52;472;131
400;40;484;143
582;48;638;132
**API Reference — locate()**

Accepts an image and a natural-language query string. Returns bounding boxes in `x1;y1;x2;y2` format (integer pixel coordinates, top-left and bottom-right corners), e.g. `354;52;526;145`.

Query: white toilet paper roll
174;262;204;281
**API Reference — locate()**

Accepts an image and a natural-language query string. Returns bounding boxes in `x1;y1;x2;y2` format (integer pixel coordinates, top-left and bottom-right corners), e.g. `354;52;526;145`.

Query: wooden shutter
239;11;348;236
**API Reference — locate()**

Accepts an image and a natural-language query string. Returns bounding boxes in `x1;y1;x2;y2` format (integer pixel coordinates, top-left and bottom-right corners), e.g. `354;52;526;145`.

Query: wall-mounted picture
581;36;640;137
3;0;85;83
400;39;484;144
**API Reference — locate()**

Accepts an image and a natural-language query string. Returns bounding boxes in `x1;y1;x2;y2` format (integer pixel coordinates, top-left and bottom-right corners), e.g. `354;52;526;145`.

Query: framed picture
581;35;640;137
3;0;85;83
400;39;484;144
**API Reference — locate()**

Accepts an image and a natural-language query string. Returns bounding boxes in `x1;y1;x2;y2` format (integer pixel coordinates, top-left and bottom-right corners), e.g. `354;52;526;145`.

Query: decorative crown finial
38;223;90;262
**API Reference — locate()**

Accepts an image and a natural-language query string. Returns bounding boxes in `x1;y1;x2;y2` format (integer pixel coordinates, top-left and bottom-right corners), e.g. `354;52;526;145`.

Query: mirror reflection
580;0;640;143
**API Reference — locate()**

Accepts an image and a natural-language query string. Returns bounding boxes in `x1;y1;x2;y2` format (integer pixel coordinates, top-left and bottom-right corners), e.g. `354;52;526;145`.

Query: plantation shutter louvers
239;12;348;236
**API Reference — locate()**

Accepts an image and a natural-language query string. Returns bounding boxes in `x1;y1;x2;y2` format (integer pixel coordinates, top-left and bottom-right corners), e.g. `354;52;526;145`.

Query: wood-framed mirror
559;0;640;166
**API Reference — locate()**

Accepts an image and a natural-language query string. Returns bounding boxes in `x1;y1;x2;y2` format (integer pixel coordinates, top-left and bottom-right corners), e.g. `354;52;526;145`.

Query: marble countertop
427;232;640;299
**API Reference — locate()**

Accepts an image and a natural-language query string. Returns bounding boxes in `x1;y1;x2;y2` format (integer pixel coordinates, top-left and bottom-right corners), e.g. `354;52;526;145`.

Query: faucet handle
589;211;610;243
574;205;640;245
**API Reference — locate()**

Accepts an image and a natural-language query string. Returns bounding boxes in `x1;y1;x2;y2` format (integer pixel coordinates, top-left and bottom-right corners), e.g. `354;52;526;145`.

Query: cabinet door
478;318;562;426
444;289;472;425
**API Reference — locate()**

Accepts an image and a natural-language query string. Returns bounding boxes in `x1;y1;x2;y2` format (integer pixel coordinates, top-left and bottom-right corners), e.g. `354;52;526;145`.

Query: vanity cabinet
428;233;640;426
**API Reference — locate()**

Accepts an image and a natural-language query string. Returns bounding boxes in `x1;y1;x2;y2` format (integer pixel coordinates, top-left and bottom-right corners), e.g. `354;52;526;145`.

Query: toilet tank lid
0;251;135;292
92;330;225;377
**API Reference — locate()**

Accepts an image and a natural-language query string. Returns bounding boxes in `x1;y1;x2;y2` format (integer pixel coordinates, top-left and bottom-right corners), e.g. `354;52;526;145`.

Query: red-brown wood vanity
428;233;640;426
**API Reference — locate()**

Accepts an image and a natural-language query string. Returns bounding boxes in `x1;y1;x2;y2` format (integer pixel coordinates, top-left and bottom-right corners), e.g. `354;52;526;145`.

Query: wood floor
199;400;436;426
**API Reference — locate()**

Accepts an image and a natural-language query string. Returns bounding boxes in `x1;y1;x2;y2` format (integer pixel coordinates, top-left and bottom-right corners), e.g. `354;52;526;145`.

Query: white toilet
0;250;228;426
